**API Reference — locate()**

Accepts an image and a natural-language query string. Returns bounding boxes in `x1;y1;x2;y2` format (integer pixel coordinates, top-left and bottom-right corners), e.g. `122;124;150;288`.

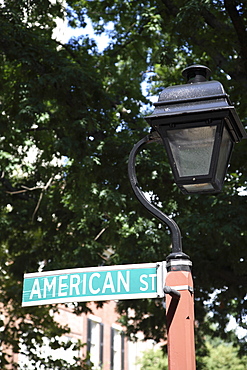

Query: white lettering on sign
117;271;130;292
58;275;68;296
82;274;87;295
102;272;115;293
30;279;42;299
44;277;56;298
89;273;101;294
29;272;156;298
149;274;157;290
139;274;157;291
140;274;148;291
69;274;80;296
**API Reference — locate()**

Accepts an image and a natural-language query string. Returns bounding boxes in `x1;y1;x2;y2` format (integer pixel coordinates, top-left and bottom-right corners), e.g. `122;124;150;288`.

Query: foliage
202;338;247;369
136;348;168;370
136;339;247;370
0;0;247;368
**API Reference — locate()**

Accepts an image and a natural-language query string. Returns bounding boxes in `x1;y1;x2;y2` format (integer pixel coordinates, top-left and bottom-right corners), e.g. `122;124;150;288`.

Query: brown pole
165;257;196;370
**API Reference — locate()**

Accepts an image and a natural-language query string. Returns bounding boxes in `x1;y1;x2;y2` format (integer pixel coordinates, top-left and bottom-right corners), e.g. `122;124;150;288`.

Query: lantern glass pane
167;125;217;177
215;126;233;183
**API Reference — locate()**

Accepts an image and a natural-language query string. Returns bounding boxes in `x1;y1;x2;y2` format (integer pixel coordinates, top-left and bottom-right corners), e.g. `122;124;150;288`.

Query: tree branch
159;0;247;87
31;177;53;222
224;0;247;71
0;173;29;200
160;0;178;17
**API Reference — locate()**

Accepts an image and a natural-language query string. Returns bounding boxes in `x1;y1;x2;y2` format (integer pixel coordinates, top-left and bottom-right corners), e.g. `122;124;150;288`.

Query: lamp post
128;65;247;369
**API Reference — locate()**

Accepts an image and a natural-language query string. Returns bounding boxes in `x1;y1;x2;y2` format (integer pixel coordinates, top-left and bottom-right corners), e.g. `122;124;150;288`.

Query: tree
0;0;246;368
136;348;168;370
136;339;247;370
202;338;247;369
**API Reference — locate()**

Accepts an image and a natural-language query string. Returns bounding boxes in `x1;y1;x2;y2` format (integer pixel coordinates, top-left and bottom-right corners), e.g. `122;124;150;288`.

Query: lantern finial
182;64;211;83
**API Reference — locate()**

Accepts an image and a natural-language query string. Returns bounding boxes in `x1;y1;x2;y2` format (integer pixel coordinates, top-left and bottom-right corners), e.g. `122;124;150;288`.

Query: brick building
16;300;163;370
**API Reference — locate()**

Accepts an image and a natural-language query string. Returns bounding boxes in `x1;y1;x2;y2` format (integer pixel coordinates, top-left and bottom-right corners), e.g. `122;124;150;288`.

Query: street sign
22;262;166;307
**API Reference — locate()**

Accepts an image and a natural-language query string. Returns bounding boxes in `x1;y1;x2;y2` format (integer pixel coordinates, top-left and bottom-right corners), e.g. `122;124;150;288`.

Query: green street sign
22;262;166;307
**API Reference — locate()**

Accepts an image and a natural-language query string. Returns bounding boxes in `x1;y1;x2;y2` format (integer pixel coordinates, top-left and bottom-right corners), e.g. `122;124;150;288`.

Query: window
87;316;104;369
110;325;125;370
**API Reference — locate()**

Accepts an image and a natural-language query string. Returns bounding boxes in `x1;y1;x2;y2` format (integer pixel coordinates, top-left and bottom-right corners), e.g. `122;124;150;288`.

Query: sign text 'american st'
22;262;166;307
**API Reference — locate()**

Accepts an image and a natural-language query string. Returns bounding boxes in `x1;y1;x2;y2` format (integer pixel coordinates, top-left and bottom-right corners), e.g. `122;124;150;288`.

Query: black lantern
145;65;247;194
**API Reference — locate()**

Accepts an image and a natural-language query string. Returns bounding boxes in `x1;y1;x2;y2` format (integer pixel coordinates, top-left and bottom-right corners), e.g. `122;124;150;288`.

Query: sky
53;15;112;52
52;15;158;104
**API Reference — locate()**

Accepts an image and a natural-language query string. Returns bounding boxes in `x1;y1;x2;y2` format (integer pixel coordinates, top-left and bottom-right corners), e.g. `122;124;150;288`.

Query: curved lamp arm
128;133;183;255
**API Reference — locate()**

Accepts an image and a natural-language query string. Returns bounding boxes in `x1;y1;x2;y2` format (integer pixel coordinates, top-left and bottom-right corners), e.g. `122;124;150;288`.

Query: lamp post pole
165;256;195;369
128;132;196;370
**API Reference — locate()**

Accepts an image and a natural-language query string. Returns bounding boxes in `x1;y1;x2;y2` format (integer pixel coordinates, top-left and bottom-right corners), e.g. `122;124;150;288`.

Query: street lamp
128;65;246;370
145;65;247;194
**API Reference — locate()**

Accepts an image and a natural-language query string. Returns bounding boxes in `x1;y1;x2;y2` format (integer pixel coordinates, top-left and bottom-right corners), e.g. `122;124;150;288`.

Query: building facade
16;300;163;370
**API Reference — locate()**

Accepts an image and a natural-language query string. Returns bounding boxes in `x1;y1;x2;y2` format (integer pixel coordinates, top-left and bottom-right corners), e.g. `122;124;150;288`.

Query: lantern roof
145;65;247;143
